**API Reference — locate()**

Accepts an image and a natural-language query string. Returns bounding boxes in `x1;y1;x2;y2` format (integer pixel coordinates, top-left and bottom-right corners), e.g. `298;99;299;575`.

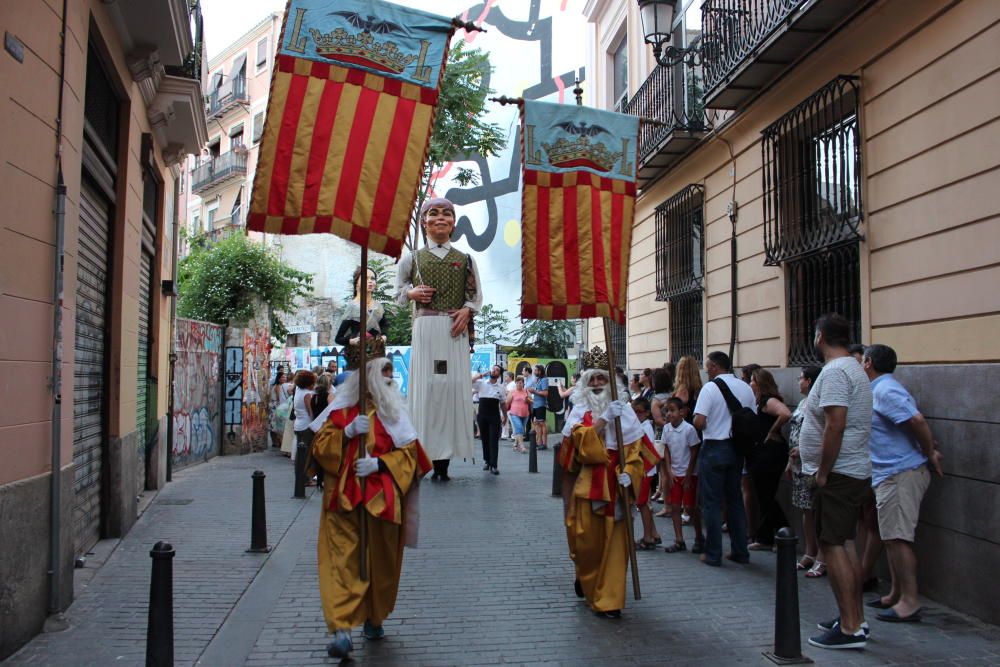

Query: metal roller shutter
137;248;153;487
73;179;111;555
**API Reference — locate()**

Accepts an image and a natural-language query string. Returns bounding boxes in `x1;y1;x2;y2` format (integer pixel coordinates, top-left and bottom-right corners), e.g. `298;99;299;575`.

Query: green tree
474;304;511;344
177;233;312;342
367;255;411;346
408;40;507;248
511;319;578;358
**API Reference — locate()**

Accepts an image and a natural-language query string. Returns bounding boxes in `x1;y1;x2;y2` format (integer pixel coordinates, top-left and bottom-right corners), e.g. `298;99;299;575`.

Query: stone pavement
9;443;1000;666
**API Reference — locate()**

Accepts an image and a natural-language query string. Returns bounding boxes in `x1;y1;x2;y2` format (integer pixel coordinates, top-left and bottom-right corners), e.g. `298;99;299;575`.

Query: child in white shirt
662;397;704;553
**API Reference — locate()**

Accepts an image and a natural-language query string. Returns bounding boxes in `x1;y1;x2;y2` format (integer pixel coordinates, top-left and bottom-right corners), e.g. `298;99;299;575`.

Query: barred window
670;291;703;363
608;320;627;371
655;184;704;300
786;244;862;366
762;76;862;266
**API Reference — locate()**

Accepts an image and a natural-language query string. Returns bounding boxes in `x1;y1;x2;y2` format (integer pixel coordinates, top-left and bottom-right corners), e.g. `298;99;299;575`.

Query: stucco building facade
583;0;999;624
0;0;206;657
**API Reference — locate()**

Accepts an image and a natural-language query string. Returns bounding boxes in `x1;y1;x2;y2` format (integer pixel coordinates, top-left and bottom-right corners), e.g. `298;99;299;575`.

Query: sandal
635;539;658;551
805;561;827;578
663;541;687;553
654;508;672;518
797;555;817;570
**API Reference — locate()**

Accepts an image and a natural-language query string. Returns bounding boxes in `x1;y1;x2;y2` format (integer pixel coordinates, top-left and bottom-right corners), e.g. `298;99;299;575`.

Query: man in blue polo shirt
863;344;943;624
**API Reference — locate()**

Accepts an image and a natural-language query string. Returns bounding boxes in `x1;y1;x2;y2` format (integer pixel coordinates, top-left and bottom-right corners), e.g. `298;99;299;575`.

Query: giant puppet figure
558;359;659;618
309;357;432;659
394;198;483;480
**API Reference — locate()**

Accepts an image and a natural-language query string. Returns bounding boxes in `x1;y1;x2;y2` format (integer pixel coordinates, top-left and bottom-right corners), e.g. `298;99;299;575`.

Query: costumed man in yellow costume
308;357;432;659
558;362;660;618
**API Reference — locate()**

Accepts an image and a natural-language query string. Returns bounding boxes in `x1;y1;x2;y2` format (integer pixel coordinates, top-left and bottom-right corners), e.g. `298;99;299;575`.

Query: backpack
712;378;757;458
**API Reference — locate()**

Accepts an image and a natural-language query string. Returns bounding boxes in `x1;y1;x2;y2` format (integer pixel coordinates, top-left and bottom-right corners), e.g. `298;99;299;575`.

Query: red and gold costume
559;405;659;612
311;402;431;632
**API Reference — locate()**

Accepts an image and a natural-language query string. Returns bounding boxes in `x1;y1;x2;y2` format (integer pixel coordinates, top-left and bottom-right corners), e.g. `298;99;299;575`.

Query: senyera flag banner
520;100;640;325
248;0;455;258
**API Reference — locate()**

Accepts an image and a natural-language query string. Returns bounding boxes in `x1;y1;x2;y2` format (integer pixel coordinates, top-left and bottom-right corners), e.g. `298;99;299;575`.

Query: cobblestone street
9;446;1000;666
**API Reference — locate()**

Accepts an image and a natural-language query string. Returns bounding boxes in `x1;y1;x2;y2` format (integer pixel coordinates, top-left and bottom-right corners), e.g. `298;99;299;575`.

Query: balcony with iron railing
622;54;712;188
700;0;862;109
190;150;247;194
206;75;249;119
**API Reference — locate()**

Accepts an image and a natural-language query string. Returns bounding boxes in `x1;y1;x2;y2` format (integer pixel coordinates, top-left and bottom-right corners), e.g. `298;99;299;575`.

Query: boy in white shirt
662;397;704;553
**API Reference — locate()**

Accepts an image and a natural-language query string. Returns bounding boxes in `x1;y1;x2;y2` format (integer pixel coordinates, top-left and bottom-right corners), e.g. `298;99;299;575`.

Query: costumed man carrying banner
558;358;659;618
394;198;483;481
309;357;432;659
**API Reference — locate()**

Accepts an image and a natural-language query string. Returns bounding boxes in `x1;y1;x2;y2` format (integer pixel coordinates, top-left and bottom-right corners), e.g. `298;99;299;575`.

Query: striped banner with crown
520;100;640;325
247;0;456;258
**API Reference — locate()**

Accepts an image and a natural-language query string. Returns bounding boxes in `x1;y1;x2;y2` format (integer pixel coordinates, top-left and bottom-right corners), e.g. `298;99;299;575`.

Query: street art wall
172;319;223;470
241;322;271;452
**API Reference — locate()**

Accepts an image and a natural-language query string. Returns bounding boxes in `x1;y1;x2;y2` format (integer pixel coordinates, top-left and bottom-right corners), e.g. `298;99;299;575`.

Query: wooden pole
358;245;369;582
602;318;641;601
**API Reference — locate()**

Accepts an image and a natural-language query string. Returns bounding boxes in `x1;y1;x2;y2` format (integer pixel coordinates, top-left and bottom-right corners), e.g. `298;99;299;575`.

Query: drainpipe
166;175;181;482
47;0;69;624
719;137;739;363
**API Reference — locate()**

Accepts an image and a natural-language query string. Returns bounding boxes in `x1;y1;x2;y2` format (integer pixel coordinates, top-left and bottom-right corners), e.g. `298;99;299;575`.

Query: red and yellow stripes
248;56;440;258
521;169;636;325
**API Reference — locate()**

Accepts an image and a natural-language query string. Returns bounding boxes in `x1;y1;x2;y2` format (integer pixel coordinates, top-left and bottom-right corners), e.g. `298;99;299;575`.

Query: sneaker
815;617;871;637
326;630;353;658
808;626;867;650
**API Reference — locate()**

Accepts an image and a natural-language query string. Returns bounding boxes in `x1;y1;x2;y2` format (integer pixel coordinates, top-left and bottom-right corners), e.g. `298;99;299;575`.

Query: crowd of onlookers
268;361;341;485
616;312;942;651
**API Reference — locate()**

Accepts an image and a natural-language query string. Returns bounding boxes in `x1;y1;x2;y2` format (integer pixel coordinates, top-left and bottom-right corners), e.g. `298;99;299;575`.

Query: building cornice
208;12;281;67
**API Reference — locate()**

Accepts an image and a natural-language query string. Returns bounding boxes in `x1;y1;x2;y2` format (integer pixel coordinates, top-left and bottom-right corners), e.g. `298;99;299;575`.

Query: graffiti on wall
241;324;270;452
172;319;223;469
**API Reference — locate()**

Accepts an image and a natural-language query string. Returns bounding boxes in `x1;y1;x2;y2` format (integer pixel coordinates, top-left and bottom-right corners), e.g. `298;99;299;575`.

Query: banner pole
602;318;641;601
358;245;369;582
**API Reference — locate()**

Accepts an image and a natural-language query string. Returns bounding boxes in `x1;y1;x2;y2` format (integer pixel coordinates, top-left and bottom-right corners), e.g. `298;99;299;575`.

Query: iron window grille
786;243;862;366
762;75;863;265
655;184;705;300
608;320;627;370
670;291;703;363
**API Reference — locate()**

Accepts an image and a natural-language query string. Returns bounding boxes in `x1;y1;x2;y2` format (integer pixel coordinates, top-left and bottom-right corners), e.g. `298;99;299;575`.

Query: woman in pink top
505;377;532;453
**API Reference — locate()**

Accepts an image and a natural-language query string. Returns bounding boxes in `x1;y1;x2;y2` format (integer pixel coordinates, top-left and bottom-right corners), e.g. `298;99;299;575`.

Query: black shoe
483;462;490;471
430;473;440;482
490;466;499;475
440;474;450;481
595;609;621;619
817;617;870;636
574;579;584;598
808;626;867;650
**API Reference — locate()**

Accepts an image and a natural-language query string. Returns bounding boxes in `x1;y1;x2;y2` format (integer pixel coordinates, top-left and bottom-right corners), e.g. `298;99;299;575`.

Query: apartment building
0;0;207;657
583;0;999;624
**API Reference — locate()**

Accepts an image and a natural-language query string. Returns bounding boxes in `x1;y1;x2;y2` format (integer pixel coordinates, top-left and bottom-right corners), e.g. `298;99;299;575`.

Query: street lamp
638;0;701;67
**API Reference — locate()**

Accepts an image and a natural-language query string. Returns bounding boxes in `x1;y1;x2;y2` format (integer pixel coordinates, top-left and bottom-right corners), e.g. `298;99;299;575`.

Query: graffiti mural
172;318;223;470
241;324;270;452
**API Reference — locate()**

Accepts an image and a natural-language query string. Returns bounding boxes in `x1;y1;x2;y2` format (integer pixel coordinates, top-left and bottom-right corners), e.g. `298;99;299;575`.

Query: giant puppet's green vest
412;247;468;312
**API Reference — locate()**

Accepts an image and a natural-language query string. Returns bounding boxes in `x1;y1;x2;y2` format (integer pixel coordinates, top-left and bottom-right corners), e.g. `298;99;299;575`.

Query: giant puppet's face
422;206;456;244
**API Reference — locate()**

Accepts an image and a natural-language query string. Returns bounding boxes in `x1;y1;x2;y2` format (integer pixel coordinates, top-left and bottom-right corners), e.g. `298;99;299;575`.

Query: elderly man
863;344;942;623
309;358;432;659
558;367;659;618
395;198;483;481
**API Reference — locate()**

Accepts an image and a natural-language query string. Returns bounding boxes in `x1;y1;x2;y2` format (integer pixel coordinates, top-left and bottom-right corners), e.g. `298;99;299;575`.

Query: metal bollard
551;442;563;496
146;541;174;667
528;430;538;473
247;470;270;553
763;527;813;665
293;440;307;498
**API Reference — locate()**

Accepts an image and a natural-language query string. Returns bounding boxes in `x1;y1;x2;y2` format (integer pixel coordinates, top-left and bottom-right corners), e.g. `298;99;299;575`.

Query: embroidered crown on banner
309;28;416;74
542;136;622;173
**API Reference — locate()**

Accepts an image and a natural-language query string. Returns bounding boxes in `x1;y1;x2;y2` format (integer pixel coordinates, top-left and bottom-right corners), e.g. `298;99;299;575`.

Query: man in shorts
527;364;549;450
863;344;943;623
799;313;873;650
